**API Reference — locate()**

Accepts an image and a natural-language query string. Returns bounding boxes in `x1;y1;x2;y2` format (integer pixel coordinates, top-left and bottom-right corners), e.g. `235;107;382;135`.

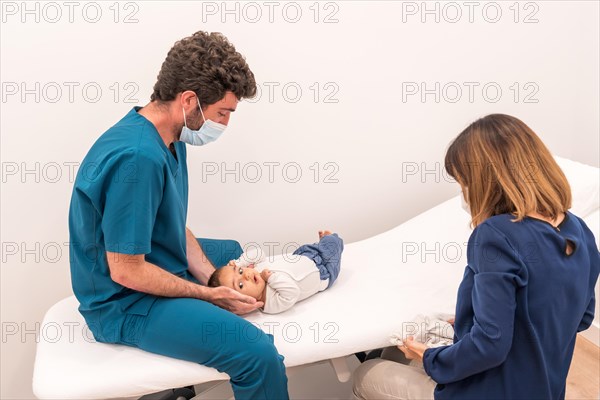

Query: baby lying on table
208;230;344;314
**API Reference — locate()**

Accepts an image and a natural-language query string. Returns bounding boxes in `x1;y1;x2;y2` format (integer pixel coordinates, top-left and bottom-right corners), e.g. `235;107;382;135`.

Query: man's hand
207;286;264;315
260;268;272;282
398;336;428;361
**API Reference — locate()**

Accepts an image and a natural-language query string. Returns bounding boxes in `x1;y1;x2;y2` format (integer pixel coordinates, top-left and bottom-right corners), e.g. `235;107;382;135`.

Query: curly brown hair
150;31;256;105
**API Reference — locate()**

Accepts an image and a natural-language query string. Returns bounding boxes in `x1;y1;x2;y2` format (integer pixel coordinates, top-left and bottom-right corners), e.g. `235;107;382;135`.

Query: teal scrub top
69;107;189;342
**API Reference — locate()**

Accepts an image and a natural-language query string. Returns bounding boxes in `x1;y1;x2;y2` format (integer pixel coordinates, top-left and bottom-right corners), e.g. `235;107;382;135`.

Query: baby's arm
262;273;301;314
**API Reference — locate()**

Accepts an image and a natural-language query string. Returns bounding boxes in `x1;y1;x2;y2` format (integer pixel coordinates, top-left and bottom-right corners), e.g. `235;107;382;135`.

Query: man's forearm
116;258;212;300
185;227;216;284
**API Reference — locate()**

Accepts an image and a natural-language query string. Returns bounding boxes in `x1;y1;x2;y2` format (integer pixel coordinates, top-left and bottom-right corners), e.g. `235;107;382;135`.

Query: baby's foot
319;230;332;239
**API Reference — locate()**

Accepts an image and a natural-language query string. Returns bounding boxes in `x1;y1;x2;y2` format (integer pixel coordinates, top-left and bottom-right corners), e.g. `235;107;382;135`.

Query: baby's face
219;264;266;300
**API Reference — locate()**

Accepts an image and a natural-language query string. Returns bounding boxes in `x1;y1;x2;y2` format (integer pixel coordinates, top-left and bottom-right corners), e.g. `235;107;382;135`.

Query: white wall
1;1;599;398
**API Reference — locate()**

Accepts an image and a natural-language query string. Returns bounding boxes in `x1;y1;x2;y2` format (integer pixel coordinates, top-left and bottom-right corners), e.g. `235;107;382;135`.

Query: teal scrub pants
117;238;289;400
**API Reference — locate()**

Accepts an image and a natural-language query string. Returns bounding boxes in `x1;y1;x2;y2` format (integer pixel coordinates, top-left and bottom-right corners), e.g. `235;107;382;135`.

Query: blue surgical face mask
180;97;227;146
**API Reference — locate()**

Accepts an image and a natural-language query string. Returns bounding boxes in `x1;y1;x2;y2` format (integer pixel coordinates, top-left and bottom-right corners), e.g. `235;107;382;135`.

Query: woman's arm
422;223;526;384
578;294;596;332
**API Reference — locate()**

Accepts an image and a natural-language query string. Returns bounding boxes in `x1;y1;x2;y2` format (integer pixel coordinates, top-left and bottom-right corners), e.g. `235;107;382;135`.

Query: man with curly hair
68;31;289;399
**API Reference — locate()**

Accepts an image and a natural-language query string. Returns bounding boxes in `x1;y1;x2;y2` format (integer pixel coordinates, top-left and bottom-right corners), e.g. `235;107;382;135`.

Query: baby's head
208;264;266;300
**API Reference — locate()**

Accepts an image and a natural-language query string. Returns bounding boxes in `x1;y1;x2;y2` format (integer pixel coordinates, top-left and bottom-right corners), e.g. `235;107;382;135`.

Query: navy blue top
69;107;189;343
423;212;599;400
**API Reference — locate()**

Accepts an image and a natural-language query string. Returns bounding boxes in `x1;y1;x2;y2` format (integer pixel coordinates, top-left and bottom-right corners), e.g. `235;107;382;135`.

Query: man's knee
218;239;243;267
225;239;243;260
197;238;243;268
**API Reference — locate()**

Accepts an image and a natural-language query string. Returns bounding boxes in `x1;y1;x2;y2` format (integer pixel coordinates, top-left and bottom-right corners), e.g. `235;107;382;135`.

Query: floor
566;335;600;400
195;334;600;399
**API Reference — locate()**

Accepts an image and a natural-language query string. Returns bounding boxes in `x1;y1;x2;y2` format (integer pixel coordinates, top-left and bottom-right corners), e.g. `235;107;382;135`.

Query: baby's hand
260;269;272;282
227;259;255;269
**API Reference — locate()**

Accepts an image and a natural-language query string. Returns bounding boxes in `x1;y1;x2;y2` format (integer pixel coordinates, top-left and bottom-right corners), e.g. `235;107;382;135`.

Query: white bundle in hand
390;313;455;348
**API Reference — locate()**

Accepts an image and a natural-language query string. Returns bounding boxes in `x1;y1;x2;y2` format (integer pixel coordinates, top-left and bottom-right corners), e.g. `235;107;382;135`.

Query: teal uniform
69;107;289;399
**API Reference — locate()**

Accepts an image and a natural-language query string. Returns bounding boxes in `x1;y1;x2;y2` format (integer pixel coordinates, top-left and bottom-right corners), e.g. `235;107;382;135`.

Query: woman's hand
398;336;428;362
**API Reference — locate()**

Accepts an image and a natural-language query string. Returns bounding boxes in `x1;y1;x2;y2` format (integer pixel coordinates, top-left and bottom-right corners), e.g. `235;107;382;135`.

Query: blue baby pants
116;238;289;400
293;233;344;289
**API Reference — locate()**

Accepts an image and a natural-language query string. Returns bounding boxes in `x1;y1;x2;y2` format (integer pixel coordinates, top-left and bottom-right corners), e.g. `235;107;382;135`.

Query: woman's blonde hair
444;114;571;227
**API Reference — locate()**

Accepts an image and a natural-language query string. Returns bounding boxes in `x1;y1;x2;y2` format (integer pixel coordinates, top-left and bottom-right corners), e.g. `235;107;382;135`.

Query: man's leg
121;297;289;400
197;238;243;269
